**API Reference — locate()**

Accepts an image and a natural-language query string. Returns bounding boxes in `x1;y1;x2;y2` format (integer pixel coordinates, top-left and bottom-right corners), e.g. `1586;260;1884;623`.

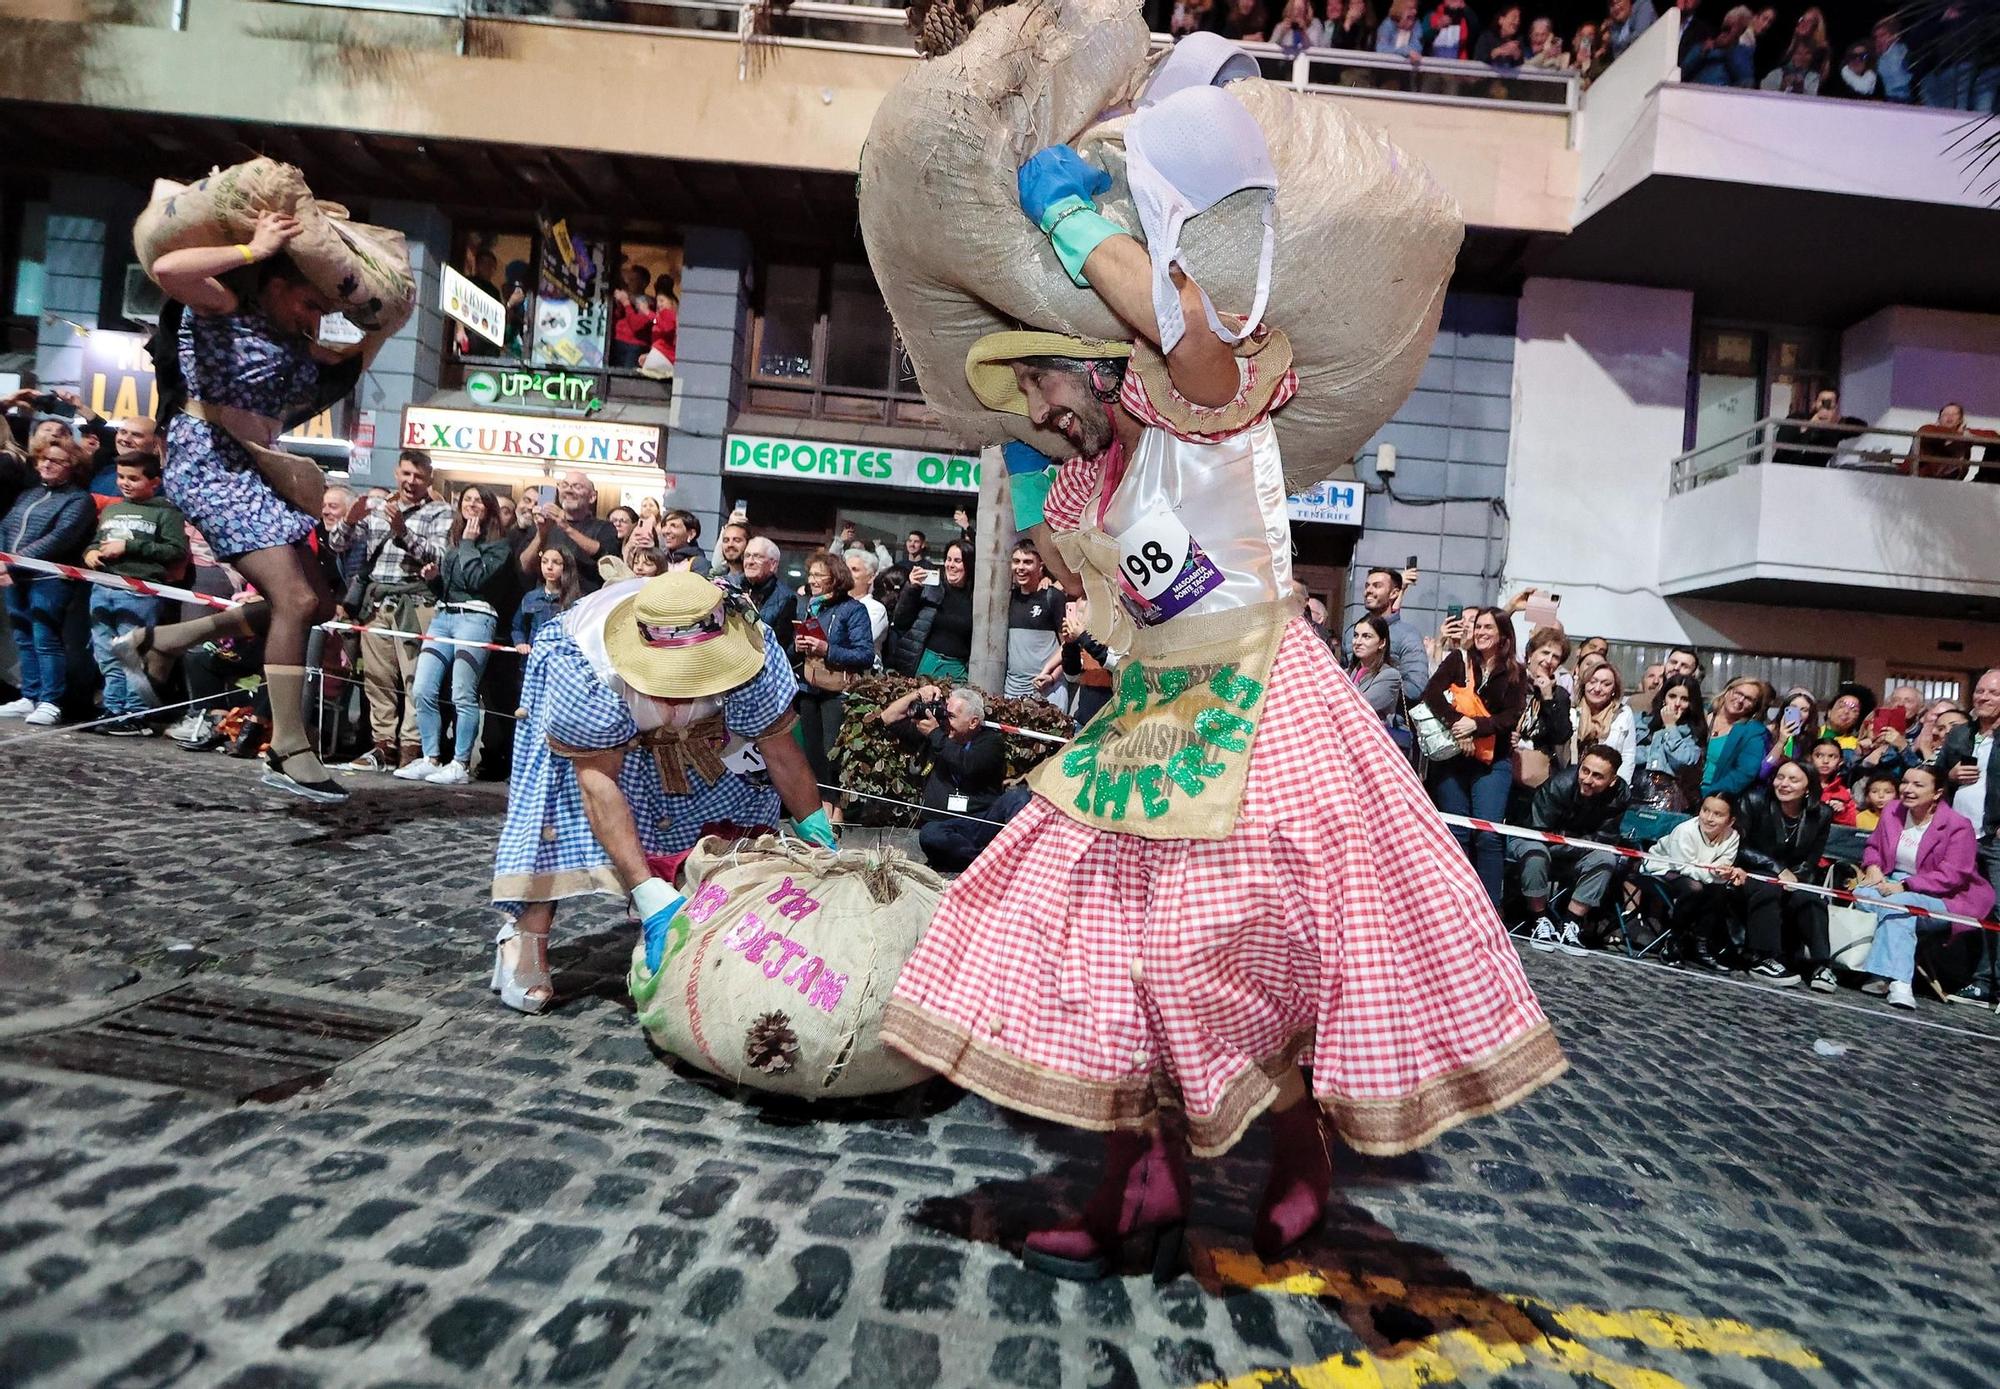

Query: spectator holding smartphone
400;484;513;785
1705;677;1772;797
791;549;875;822
888;539;975;680
83;451;188;730
1420;605;1524;906
513;547;579;652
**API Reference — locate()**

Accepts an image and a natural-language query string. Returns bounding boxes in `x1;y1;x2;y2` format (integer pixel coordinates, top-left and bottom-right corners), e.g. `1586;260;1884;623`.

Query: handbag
341;531;396;616
803;657;858;694
1632;768;1687;812
1407;701;1463;763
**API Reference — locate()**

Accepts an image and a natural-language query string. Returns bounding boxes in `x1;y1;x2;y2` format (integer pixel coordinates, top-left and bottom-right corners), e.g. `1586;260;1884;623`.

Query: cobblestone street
2;732;1998;1389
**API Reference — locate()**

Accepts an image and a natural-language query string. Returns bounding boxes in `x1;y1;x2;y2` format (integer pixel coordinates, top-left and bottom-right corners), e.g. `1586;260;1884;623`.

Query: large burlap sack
859;0;1463;494
629;835;941;1098
133;158;416;335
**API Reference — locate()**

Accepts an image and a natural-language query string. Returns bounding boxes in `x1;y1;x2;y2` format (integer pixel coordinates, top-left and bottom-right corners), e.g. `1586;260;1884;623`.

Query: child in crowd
1643;790;1743;971
627;546;665;577
1809;736;1858;825
1853;771;1896;831
83;454;189;733
513;547;579;652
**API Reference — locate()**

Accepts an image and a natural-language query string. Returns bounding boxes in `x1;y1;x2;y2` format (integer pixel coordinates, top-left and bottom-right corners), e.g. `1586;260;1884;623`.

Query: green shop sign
724;433;982;494
465;368;604;414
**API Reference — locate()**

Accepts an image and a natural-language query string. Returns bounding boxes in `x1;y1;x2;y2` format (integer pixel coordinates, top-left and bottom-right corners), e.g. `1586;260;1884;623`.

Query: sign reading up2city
402;406;659;467
724;433;982;494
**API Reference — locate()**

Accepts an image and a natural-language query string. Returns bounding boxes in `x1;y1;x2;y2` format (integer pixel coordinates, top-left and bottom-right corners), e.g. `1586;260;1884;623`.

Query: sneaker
394;756;443;781
103;723;157;738
1859;977;1891;997
1886;980;1916;1010
163;712;203;742
22;702;61;727
0;697;34;718
1528;916;1561;953
1807;966;1838;994
1557;921;1590;957
1749;958;1800;986
339;747;392;772
1948;982;1995;1007
424;760;470;785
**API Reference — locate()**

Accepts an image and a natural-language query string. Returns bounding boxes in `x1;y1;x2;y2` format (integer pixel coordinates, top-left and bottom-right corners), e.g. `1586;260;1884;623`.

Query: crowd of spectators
1330;568;2000;1010
1165;0;1998;109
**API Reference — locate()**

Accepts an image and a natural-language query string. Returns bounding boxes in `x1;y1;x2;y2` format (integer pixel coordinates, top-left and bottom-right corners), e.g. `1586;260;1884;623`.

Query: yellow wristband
236;244;256;265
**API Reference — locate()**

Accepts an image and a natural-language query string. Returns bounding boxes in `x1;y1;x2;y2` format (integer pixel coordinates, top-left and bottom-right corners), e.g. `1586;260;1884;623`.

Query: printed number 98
1124;540;1175;585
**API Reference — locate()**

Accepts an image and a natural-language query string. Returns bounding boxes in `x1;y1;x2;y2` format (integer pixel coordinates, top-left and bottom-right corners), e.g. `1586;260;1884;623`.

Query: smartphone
1405;554;1419;571
1869;707;1909;735
537;485;557;506
1523;592;1559;628
1445;603;1464;620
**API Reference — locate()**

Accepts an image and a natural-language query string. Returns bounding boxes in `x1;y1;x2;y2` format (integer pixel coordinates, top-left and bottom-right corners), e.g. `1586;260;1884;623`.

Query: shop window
746;260;938;426
450;228;535;362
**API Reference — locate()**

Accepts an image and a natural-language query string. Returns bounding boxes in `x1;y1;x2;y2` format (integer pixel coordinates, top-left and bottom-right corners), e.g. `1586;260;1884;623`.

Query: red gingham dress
881;375;1566;1159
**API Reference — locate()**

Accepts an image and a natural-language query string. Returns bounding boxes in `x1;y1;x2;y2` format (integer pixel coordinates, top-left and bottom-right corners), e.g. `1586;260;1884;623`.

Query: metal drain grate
0;982;417;1102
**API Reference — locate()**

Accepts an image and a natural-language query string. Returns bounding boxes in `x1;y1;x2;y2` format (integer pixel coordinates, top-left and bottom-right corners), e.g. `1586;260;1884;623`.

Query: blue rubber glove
790;808;838;851
1003;440;1057;531
1017;146;1113;230
1018;148;1123;287
632;878;689;973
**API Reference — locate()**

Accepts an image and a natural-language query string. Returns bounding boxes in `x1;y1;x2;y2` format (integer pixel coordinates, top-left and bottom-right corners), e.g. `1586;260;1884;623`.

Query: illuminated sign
724;433;981;494
402;405;659;468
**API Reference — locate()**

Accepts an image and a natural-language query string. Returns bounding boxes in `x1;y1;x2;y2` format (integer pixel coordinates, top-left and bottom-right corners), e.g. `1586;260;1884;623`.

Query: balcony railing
268;0;1578;113
1668;417;2000;495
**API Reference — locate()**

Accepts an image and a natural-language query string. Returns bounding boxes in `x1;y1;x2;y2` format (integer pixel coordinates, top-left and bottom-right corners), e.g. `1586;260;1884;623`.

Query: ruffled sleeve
1041;453;1105;535
542;639;642;758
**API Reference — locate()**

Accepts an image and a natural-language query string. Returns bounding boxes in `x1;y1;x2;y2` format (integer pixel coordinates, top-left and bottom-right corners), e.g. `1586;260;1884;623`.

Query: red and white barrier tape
1441;812;2000;934
0;551;241;611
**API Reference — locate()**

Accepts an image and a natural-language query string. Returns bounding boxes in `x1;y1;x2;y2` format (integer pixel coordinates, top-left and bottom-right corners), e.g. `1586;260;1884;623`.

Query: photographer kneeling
882;683;1008;872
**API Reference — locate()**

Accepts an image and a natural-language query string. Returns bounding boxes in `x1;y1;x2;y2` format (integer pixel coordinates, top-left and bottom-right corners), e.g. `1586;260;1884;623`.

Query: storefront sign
403;405;660;468
533;216;608;370
465;367;603;414
441;265;506;346
724;433;982;494
80;330;158;421
1286;480;1365;527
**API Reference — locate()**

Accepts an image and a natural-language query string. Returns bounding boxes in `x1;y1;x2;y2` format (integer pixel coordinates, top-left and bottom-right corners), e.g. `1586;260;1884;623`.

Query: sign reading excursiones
402;406;659;467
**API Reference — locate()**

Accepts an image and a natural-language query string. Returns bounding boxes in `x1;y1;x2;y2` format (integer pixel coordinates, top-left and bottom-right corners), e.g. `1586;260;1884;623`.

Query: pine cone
744;1011;800;1075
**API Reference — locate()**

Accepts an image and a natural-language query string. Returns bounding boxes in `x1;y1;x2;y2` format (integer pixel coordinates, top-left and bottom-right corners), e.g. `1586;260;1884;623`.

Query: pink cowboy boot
1022;1127;1190;1283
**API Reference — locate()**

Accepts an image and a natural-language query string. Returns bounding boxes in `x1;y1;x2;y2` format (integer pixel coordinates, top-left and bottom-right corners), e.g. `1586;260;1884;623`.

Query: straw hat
602;573;768;699
965;325;1292;438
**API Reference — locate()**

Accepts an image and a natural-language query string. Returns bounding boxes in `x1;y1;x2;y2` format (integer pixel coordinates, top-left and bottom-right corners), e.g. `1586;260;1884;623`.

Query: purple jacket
1863;800;1996;929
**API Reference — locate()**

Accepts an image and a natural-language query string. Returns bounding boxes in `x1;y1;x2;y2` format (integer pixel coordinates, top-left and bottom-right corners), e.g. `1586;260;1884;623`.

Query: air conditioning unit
121;264;165;325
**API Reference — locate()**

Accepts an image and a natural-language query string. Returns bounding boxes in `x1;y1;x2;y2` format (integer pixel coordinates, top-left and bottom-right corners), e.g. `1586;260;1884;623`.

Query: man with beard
709;519;751;589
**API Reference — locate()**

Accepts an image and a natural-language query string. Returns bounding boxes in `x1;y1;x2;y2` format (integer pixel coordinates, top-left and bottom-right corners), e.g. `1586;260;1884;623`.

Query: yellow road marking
1194;1249;1822;1389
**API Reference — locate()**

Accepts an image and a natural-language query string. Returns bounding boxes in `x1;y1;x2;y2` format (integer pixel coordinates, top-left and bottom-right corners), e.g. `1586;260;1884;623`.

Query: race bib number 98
1115;510;1225;625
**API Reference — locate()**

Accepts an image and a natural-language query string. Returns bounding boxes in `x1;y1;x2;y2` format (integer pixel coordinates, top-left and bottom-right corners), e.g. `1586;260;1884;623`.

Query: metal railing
1668;416;2000;495
265;0;1578;114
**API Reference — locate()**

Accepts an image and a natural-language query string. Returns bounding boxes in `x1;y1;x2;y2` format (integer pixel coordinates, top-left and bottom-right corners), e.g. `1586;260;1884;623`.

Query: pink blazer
1862;800;1996;929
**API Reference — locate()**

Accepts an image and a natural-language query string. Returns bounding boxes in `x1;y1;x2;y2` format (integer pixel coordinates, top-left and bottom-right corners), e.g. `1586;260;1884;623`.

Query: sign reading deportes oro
402;406;660;467
465;368;604;414
725;433;981;494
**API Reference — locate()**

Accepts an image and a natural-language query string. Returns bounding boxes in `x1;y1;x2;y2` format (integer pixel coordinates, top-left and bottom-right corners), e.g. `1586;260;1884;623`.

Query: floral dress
163;308;322;560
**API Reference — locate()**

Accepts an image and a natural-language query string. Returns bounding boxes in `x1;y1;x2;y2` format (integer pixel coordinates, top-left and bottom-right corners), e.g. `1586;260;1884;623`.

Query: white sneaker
393;756;443;781
164;713;202;741
1886;981;1916;1010
0;697;33;717
1528;917;1560;953
22;702;61;726
424;761;470;785
1557;921;1590;957
1859;977;1890;997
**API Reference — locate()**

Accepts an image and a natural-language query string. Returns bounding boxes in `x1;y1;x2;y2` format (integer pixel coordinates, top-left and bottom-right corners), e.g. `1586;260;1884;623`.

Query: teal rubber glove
1018;147;1122;287
1003;440;1056;530
631;877;689;972
790;808;838;851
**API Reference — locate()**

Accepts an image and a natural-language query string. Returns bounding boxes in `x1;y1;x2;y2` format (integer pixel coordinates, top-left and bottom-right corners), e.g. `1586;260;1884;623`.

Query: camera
912;697;949;724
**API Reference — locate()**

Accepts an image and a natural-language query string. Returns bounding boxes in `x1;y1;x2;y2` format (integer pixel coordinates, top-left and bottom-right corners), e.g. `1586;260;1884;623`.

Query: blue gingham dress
491;580;797;912
163;308;321;560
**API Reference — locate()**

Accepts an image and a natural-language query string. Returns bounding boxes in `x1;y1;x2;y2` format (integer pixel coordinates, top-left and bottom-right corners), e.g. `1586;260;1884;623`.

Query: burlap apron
1028;508;1293;840
182;398;326;518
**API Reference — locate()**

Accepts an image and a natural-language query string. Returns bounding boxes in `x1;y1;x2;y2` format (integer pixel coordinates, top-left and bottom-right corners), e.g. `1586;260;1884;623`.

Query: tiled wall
1341;292;1518;640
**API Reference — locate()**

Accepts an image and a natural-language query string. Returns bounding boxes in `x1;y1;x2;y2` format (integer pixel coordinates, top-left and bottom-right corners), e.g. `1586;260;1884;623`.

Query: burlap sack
858;0;1464;494
133;158;416;335
629;835;941;1098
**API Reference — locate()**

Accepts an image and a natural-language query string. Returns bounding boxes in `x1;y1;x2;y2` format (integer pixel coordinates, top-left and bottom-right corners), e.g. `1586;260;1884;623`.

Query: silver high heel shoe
492;922;553;1014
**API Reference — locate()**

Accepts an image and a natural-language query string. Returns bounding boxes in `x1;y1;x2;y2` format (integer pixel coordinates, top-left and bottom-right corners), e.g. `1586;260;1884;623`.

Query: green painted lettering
1156;667;1192;702
1209;665;1263;711
1135;765;1170;818
1164;744;1225;798
1112;660;1151;718
1193;707;1254;753
1090;766;1134;820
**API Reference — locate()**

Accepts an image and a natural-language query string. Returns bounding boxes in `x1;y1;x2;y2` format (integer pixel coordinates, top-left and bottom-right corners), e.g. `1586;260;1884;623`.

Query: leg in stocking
232;541;335;784
1253;1064;1333;1263
137;598;268;686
